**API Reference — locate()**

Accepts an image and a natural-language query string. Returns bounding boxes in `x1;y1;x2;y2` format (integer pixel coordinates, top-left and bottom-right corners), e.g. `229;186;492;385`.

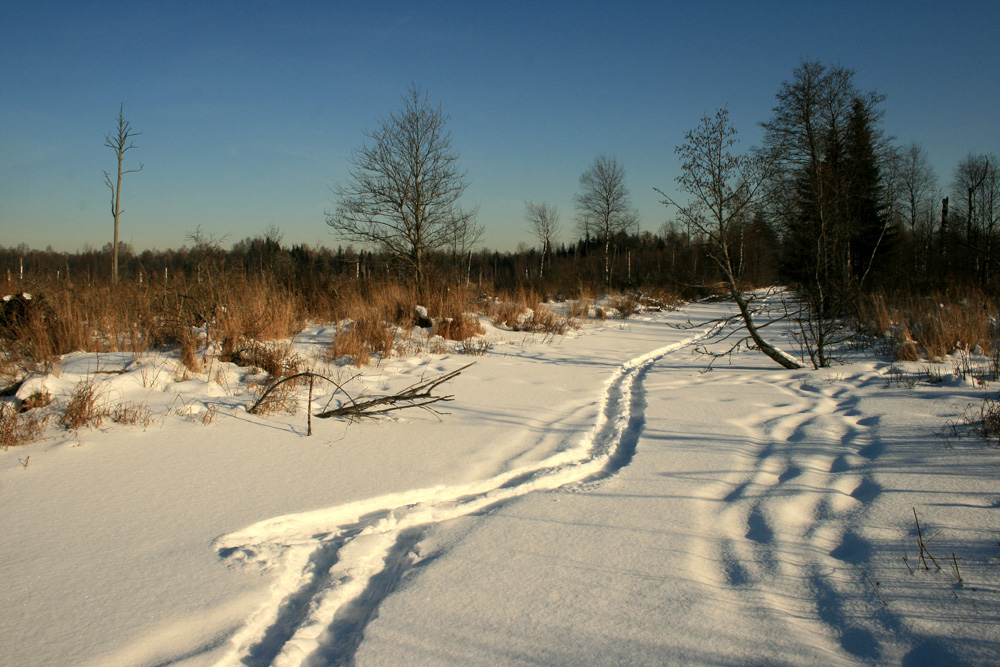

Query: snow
1;299;998;666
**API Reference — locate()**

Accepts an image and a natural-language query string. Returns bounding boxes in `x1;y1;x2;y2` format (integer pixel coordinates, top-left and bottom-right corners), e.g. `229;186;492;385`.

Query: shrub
608;293;641;319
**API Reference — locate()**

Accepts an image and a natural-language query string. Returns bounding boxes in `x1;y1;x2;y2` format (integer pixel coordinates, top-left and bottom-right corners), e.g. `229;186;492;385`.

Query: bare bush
460;338;492;356
608;293;641;319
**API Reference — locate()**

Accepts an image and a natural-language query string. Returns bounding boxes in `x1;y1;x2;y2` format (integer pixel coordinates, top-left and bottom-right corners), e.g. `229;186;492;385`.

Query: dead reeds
858;290;999;361
1;402;48;449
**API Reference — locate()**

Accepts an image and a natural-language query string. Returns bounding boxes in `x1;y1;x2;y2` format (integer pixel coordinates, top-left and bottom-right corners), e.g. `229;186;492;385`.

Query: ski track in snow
210;322;724;667
701;368;898;662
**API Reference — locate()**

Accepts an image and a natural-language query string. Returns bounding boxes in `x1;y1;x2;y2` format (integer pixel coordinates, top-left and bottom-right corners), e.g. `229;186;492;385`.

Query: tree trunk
732;290;802;370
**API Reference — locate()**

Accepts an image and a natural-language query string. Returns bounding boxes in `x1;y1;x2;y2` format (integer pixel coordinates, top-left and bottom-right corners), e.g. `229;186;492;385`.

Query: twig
950;552;963;585
307;374;314;436
19;455;29;469
865;573;887;606
902;545;914;574
913;507;942;571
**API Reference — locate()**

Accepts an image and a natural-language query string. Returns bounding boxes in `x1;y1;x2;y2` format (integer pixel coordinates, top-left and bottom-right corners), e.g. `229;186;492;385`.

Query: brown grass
432;314;484;341
20;391;52;411
227;339;301;378
109;401;155;428
1;402;49;449
330;315;396;367
248;379;299;416
489;298;527;329
858;291;999;360
179;328;202;373
59;381;106;430
518;306;571;335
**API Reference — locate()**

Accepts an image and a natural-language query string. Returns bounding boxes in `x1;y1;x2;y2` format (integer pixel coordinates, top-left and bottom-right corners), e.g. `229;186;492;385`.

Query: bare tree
659;108;801;370
574;155;638;285
103;104;143;282
954;153;1000;281
524;201;561;278
326;86;477;286
897;142;937;270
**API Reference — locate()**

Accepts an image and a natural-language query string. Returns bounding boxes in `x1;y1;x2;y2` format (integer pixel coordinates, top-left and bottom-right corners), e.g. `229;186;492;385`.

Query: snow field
2;299;998;666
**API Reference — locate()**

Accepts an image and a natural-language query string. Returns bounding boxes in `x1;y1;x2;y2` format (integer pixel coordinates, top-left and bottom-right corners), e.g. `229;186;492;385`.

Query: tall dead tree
104;103;143;282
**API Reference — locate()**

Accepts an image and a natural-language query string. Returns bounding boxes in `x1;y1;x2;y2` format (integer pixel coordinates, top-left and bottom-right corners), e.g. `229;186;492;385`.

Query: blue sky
2;1;998;253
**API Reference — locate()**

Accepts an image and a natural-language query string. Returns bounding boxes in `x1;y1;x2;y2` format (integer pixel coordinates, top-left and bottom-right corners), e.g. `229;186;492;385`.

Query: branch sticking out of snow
247;364;474;426
315;363;473;421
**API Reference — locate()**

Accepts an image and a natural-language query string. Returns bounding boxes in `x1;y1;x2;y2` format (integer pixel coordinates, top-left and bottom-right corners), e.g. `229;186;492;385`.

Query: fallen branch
248;371;356;417
315;363;474;420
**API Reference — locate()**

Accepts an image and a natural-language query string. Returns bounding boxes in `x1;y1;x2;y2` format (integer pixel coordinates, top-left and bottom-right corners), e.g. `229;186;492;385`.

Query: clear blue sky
2;1;998;254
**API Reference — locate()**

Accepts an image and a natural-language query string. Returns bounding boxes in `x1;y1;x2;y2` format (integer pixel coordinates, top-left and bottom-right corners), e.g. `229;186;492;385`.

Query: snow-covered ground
2;299;998;666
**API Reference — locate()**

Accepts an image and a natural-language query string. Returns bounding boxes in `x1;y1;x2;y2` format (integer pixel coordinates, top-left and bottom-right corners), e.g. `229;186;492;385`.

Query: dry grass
432;315;484;341
330;315;396;367
426;288;485;341
960;393;1000;447
1;402;49;449
568;297;592;320
0;275;307;377
518;306;571;335
179;328;202;373
487;288;571;334
200;404;219;425
1;275;495;380
858;291;999;361
459;337;492;356
59;381;106;430
489;298;527;329
109;401;155;428
248;378;299;416
227;339;301;378
20;391;52;411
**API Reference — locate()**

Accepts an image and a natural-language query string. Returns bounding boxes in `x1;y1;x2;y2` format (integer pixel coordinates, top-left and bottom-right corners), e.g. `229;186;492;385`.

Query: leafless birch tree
524;201;560;278
574;155;638;285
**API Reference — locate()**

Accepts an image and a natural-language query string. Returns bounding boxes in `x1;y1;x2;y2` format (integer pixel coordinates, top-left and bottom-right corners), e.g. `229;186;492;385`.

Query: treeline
3;218;783;296
3;61;998;299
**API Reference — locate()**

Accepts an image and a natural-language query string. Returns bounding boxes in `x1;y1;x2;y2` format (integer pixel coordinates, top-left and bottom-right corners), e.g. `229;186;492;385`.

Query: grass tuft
59;381;106;430
1;402;48;449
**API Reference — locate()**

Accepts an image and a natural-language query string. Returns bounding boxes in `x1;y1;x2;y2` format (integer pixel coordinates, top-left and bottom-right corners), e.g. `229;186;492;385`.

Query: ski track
210;322;724;667
705;368;897;661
